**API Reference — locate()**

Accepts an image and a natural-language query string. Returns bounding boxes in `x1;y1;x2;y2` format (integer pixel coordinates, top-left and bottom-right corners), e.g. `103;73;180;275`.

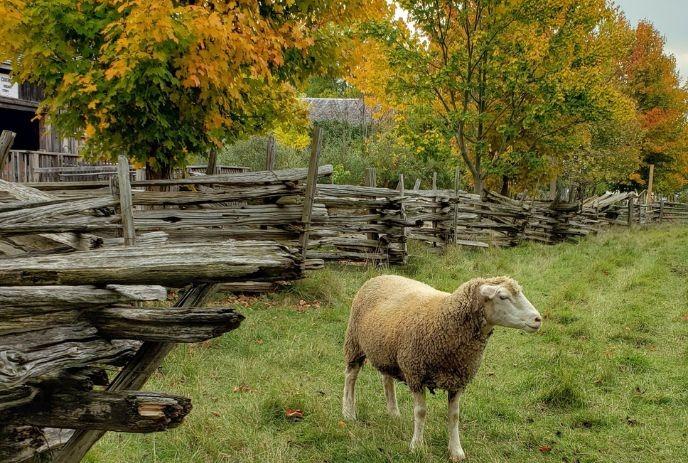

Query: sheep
342;275;542;461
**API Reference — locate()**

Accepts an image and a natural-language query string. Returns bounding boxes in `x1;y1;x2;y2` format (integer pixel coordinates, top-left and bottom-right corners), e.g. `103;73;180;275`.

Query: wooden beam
54;284;217;462
265;134;277;170
116;155;136;246
4;390;191;433
0;323;137;391
299;127;322;259
0;130;16;171
0;241;305;287
87;306;245;343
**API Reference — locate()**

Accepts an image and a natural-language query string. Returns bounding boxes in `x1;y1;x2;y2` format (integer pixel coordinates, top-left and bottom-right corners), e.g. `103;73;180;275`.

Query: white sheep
342;275;542;461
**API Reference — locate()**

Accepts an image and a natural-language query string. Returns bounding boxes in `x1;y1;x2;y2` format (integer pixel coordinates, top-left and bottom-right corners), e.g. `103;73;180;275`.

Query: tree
354;0;636;194
0;0;386;177
621;21;688;193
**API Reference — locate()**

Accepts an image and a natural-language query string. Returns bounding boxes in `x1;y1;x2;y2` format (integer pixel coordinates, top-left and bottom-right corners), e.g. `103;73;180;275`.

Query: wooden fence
0;140;331;461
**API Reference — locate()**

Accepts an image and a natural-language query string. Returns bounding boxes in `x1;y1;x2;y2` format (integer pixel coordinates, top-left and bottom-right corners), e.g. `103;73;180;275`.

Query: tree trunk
500;175;509;196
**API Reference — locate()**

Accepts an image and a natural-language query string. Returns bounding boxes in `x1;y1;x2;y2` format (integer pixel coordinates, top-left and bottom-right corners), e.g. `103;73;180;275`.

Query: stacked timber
1;165;333;265
313;184;409;264
0;240;307;462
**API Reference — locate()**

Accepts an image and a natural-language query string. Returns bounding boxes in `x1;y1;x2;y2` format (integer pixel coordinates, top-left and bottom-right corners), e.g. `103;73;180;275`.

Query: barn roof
300;98;374;125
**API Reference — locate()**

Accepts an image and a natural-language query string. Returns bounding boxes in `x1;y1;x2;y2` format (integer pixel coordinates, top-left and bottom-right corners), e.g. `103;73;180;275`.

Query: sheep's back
348;275;448;370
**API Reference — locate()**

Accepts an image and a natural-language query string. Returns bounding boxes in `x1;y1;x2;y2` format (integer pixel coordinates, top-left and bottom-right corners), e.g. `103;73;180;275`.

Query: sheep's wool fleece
345;275;519;393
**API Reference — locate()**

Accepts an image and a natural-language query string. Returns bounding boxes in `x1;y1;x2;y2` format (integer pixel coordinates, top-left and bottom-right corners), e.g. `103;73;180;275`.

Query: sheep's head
479;278;542;333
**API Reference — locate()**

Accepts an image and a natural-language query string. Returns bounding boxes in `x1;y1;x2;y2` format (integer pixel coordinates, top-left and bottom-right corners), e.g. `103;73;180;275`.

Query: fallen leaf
539;445;552;453
338;420;347;429
256;339;264;345
681;313;688;322
211;411;221;417
285;408;304;421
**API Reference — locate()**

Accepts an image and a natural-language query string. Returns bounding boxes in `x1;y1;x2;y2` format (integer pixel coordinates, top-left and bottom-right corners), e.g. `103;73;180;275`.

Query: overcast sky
614;0;687;81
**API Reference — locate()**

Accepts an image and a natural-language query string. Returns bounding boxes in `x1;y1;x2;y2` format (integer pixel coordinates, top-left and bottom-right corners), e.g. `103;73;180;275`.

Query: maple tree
621;21;688;193
0;0;386;177
351;1;644;194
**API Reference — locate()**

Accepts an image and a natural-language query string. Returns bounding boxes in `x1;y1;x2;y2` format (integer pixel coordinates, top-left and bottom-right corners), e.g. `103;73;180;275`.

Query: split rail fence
0;131;330;462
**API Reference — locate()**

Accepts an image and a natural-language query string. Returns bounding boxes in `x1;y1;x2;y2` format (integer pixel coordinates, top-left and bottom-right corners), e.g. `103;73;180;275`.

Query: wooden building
0;62;79;153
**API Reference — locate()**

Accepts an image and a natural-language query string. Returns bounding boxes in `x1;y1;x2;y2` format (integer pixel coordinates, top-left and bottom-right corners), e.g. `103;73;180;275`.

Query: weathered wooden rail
0;144;331;461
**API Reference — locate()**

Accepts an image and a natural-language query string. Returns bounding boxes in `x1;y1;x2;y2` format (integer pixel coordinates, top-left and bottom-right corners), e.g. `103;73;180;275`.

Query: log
0;131;16;171
115;155;136;245
300;128;322;258
0;196;117;225
0;323;138;391
55;283;218;462
88;307;245;343
0;180;101;253
0;285;166;312
3;390;191;433
25;165;334;190
0;240;305;287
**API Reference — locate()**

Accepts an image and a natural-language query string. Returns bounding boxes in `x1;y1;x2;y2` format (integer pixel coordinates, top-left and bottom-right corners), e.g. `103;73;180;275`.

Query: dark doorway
0;107;39;150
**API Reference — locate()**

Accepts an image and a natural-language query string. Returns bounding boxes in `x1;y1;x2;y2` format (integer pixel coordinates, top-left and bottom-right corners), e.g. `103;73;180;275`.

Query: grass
86;226;688;463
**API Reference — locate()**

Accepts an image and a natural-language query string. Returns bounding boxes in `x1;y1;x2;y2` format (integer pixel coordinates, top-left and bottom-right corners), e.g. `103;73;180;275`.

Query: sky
613;0;687;81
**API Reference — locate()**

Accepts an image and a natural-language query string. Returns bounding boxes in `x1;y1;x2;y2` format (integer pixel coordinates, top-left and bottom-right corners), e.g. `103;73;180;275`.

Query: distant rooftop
300;98;374;125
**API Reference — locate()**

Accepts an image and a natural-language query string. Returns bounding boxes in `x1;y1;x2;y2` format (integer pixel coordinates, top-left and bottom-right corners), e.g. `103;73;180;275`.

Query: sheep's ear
480;284;500;300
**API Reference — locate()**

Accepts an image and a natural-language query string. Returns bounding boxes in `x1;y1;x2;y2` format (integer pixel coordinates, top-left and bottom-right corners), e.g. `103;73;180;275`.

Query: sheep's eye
499;295;509;300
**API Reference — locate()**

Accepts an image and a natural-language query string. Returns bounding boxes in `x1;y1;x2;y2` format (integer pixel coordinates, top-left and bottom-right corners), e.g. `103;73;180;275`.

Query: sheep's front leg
382;374;400;417
448;391;465;461
410;389;427;450
342;363;362;420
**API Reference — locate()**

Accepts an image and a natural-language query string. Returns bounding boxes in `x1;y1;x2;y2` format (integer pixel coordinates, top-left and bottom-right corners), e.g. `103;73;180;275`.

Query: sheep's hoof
410;439;424;451
342;409;356;421
449;450;466;461
388;409;401;418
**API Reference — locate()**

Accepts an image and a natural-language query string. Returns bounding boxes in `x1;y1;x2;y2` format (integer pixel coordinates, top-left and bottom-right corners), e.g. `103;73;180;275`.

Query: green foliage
1;0;385;176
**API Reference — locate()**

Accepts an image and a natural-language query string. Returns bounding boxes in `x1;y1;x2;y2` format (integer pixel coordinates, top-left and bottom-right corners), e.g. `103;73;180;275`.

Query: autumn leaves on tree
0;0;686;192
0;0;385;177
349;1;688;194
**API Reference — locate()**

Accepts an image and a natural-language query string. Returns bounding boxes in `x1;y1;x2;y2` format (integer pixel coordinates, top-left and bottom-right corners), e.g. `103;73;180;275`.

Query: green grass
87;226;688;463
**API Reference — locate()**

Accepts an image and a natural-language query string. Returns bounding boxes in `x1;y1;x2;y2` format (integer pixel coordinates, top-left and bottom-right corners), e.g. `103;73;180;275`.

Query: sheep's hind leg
410;388;427;450
381;374;400;417
448;391;466;461
342;361;362;420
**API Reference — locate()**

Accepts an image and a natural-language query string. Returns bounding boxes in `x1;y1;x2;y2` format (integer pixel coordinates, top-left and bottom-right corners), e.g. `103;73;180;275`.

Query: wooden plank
299;127;323;259
453;167;460;244
266;134;276;170
54;283;217;462
116;156;136;246
0;241;305;287
0;131;16;172
87;306;244;343
25;165;334;190
4;390;192;433
0;323;137;391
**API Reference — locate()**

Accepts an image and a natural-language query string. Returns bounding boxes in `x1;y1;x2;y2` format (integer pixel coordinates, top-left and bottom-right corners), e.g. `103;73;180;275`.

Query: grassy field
86;226;688;463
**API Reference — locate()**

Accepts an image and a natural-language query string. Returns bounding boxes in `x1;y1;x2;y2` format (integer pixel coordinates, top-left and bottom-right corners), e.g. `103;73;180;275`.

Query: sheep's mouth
525;323;541;332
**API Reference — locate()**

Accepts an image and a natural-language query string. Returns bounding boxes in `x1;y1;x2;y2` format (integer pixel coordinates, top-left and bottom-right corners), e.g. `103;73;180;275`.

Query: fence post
398;173;408;264
364;168;378;243
659;198;664;224
413;179;421;191
299;127;322;259
265;134;277;171
453;167;461;244
113;155;136;246
646;164;654;206
0;130;16;174
627;197;633;228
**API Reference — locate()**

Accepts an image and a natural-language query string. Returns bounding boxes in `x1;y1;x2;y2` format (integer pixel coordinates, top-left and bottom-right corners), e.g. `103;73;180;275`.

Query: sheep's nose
534;316;542;323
